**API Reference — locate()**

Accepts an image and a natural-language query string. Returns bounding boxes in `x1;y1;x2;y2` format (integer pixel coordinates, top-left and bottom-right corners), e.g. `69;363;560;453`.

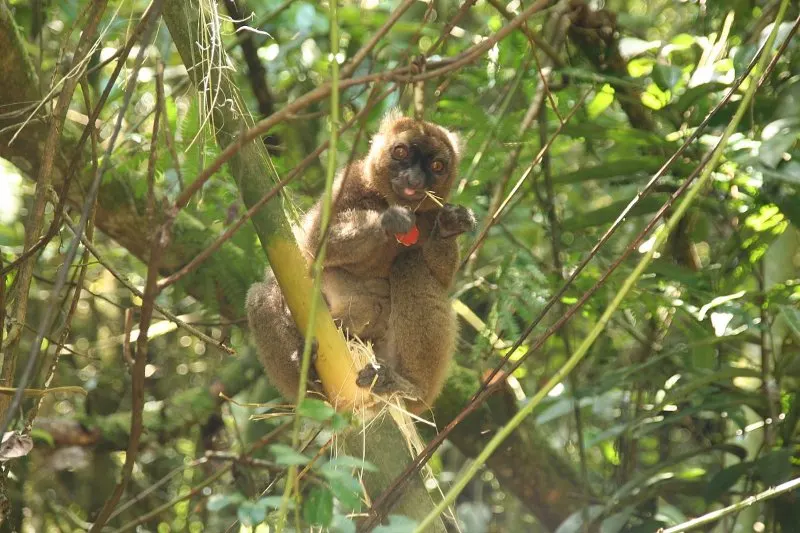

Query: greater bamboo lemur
246;110;475;413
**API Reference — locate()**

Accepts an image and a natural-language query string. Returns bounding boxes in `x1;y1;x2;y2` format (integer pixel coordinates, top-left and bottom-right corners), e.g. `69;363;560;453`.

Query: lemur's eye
391;144;409;160
431;160;446;173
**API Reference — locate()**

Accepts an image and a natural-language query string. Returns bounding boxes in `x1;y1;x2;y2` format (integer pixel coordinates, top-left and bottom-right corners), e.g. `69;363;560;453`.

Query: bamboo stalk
161;0;367;410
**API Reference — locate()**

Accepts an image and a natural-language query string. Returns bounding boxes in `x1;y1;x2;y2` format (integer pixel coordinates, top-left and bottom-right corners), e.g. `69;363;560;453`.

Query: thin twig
0;255;6;360
30;273;120;310
427;0;478;56
225;0;297;52
172;0;413;213
113;463;229;533
457;52;533;192
0;1;105;337
107;421;288;528
109;459;204;523
536;102;590;528
659;476;800;533
224;428;325;533
89;33;167;531
23;75;99;433
277;1;341;528
461;89;590;271
481;7;800;398
0;386;86;397
485;0;564;67
341;0;415;79
18;323;88;359
313;83;389;259
204;451;280;470
63;217;234;354
222;0;275;118
464;6;568;272
0;0;108;434
122;308;134;369
156;56;184;191
758;260;778;447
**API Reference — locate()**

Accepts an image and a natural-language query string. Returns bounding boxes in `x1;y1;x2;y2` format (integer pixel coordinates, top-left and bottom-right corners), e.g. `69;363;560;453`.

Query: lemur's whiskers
423;190;444;208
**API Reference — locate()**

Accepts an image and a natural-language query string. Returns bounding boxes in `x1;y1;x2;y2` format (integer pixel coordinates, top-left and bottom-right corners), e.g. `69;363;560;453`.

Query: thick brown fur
356;204;475;413
246;111;473;413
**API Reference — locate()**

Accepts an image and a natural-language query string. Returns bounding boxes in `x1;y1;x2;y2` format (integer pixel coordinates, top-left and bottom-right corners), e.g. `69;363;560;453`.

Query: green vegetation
0;1;798;532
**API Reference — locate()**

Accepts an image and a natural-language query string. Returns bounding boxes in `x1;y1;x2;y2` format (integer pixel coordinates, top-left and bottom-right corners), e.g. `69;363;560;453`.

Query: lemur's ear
441;126;462;161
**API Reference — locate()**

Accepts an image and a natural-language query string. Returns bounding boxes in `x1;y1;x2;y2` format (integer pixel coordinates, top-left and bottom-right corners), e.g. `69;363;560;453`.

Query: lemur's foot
356;363;422;399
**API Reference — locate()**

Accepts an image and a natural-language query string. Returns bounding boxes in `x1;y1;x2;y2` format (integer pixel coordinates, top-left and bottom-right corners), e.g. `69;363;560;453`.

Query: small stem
89;11;167;527
659;476;800;533
277;2;340;530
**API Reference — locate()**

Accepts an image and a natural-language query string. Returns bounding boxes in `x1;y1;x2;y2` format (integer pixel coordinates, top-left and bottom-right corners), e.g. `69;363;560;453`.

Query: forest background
0;0;799;532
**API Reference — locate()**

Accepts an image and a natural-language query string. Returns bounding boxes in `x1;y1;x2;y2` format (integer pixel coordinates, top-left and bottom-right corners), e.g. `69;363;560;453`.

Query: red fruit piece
395;224;419;246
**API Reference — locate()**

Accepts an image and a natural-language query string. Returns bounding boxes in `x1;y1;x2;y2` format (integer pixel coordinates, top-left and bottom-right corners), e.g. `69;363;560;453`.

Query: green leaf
705;462;750;502
29;428;54;447
257;496;287;510
456;502;491;533
207;493;244;512
269;444;310;466
759;161;800;186
769;191;800;230
303;486;334;526
653;64;683;91
755;449;792;485
297;398;336;421
733;44;758;75
648;260;709;290
559;67;643;89
536;397;593;425
601;506;635;533
373;515;419;533
331;514;357;533
562;194;669;231
555;157;667;185
587;84;615;118
775;492;800;532
554;506;604;533
628;520;668;533
656;501;687;526
759;133;798;169
642;83;670;109
331;412;350;432
236;500;266;527
666;367;761;403
779;306;800;342
321;455;378;473
670;33;695;49
328;473;363;511
628;57;654;77
671;82;728;115
781;392;800;444
619;37;661;58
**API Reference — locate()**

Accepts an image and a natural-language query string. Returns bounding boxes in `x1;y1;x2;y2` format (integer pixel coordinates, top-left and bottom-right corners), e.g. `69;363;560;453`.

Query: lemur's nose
406;169;425;189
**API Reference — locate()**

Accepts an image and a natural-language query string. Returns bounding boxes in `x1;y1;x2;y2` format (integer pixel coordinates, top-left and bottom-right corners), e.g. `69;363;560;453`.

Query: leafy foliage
0;0;798;532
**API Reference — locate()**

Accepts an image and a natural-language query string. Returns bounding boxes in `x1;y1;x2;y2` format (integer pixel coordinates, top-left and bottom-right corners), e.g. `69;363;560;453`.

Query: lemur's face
368;112;460;212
